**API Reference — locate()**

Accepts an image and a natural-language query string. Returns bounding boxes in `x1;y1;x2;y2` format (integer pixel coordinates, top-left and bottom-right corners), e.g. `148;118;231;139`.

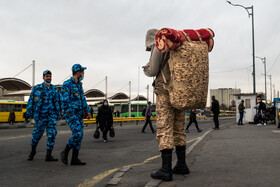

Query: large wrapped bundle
155;28;214;52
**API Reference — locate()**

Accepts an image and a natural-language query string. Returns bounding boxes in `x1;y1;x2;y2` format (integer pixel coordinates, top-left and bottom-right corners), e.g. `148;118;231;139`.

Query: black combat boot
70;149;86;165
60;144;71;165
27;146;36;161
151;149;172;181
45;149;58;161
172;146;190;174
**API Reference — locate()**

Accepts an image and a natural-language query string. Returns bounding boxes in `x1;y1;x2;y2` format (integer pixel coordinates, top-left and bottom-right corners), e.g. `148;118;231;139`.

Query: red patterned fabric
155;28;215;52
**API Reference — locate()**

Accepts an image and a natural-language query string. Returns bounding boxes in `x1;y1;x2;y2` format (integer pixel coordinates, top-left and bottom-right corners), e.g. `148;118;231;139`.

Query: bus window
22;104;27;109
0;104;5;112
7;104;15;112
114;105;121;113
122;104;128;113
14;104;22;112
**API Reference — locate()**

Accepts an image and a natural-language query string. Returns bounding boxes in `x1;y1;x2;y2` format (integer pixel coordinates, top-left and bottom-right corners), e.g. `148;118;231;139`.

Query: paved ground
0;118;226;187
118;121;280;187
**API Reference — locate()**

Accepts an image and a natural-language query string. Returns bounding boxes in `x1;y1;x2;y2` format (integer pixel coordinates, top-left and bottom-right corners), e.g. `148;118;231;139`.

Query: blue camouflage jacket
26;83;62;120
61;77;90;118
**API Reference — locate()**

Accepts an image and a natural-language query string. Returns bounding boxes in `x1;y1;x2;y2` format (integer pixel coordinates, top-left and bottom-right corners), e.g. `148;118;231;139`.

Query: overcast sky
0;0;279;102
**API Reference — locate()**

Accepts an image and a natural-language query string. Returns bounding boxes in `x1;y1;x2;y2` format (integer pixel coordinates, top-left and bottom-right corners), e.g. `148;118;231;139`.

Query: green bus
114;103;156;117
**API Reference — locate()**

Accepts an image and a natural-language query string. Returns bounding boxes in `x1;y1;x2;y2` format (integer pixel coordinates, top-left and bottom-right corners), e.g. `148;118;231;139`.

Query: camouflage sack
161;32;209;110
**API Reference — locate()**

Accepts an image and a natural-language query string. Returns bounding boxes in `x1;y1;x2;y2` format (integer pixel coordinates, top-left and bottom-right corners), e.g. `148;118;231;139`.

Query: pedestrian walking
26;70;62;161
142;29;190;181
238;100;245;125
185;109;202;133
211;95;220;129
60;64;91;165
96;100;113;143
255;96;266;126
8;110;15;125
142;101;155;133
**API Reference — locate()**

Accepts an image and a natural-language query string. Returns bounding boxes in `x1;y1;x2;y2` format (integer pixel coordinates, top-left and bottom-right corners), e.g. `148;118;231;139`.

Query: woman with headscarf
96;100;113;143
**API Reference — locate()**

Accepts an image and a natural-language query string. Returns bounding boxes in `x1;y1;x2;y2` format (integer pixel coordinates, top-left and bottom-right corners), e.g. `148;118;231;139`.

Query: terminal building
0;77;149;104
210;88;241;110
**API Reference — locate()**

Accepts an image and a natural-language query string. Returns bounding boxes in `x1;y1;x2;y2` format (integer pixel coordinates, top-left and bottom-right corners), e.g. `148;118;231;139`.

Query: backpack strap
194;30;203;43
182;31;191;42
160;52;170;84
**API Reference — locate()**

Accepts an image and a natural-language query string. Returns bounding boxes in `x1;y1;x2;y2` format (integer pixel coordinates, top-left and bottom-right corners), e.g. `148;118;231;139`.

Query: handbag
109;127;115;137
93;125;100;139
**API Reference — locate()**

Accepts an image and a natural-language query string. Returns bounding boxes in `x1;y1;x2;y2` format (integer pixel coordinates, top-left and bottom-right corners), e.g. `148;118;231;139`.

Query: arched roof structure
109;92;129;100
132;95;147;101
0;78;31;91
84;89;106;98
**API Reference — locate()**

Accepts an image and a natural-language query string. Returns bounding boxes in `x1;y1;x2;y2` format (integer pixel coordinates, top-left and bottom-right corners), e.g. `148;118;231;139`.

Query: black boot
45;149;58;161
70;149;86;165
172;146;190;174
60;144;71;165
151;149;172;181
27;146;36;161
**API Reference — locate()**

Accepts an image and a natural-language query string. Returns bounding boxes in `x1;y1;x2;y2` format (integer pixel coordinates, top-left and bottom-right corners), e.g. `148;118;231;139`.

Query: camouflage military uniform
156;93;186;150
61;77;90;150
144;42;186;151
26;83;62;150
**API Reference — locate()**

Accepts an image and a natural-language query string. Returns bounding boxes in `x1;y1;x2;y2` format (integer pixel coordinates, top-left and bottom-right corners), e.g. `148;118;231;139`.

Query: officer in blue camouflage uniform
27;70;62;161
60;64;91;165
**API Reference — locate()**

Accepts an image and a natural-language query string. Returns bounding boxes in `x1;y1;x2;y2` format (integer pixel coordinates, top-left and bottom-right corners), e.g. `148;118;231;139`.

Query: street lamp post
227;1;256;93
256;56;267;104
268;75;272;103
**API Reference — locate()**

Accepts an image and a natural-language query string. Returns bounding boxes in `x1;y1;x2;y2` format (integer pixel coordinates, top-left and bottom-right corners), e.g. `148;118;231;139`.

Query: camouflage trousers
66;114;84;150
31;118;57;150
156;94;186;150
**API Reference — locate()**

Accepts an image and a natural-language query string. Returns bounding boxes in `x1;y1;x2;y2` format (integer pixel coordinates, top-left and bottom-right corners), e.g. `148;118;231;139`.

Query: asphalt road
0;118;234;187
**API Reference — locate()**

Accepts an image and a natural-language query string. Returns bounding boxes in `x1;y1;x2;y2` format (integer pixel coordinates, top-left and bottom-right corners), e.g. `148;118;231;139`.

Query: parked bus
0;100;27;122
113;103;156;117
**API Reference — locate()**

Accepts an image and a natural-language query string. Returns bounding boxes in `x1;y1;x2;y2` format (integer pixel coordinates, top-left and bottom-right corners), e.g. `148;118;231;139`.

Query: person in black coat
8;110;16;125
96;100;113;143
185;109;202;133
211;96;220;129
256;96;267;126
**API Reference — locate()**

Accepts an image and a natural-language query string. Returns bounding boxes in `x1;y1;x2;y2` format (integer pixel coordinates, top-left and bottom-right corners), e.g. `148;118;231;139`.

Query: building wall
210;88;241;109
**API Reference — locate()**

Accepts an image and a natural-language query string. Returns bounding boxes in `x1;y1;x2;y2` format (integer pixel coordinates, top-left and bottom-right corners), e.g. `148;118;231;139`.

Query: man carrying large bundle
143;28;214;181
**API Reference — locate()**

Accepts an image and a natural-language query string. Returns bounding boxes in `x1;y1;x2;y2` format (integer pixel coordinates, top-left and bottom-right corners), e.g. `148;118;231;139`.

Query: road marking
77;136;201;187
77;168;120;187
0;129;93;141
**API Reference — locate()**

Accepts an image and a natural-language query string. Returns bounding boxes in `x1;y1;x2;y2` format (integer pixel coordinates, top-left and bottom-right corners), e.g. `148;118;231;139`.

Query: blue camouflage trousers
31;118;57;150
66;114;84;150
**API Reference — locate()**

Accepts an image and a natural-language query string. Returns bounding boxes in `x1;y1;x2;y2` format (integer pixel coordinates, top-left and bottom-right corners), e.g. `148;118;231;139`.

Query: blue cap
43;70;52;76
72;64;87;73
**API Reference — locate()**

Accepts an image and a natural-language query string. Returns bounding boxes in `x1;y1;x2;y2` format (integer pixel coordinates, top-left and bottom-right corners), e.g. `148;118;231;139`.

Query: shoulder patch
34;97;39;100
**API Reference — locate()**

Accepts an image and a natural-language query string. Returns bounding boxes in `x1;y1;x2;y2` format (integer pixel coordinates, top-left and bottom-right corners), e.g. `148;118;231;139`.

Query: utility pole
137;66;140;117
273;84;276;100
32;60;35;87
256;56;267;103
105;76;108;99
264;57;267;103
268;75;272;103
152;77;155;104
227;1;256;93
129;81;131;117
147;85;149;102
